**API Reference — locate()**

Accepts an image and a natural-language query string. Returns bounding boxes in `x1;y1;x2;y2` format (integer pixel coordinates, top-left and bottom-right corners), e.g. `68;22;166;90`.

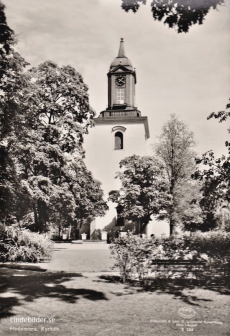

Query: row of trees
109;111;230;235
0;2;108;235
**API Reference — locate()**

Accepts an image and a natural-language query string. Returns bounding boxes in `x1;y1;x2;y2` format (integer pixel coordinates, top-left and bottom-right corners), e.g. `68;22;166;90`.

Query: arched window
114;131;123;150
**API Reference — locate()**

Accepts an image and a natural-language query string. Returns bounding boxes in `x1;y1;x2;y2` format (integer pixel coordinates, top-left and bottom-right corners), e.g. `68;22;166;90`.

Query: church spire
118;38;125;57
110;38;133;70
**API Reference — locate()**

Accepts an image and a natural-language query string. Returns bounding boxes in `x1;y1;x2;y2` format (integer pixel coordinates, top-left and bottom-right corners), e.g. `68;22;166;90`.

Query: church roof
110;38;133;70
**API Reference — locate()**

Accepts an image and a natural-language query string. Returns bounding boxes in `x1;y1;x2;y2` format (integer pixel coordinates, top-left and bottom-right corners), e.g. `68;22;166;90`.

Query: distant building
84;38;169;239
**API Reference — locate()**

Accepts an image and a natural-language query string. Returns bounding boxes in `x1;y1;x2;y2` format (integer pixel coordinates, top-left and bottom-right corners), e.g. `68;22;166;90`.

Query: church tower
107;37;137;113
84;38;150;235
94;38;149;155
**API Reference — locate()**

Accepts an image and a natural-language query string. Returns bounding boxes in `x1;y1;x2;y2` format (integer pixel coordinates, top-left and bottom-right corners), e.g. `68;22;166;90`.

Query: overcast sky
4;0;230;157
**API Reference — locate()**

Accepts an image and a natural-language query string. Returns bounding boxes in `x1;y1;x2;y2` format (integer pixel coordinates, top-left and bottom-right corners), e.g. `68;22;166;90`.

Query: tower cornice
93;116;150;139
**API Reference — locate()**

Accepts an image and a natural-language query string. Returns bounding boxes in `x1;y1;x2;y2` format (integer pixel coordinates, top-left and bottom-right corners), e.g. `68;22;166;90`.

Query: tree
0;1;31;224
109;155;171;232
154;114;197;235
0;2;108;231
194;99;230;230
121;0;224;33
16;61;108;232
176;179;204;232
45;155;108;237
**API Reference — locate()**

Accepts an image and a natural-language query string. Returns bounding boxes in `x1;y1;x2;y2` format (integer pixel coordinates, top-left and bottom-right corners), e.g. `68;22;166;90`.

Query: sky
4;0;230;158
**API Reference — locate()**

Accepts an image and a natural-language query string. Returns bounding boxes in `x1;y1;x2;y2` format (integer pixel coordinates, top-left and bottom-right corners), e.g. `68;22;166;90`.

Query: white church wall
146;217;170;237
84;121;146;194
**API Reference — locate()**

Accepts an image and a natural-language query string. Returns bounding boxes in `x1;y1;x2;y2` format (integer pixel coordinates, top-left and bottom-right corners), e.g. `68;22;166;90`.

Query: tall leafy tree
0;1;31;224
154;114;197;234
17;61;108;232
175;179;204;232
121;0;224;33
0;3;108;231
109;155;171;232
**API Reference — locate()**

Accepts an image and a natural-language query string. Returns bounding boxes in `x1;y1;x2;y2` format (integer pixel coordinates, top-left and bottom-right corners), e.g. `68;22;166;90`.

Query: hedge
110;231;230;284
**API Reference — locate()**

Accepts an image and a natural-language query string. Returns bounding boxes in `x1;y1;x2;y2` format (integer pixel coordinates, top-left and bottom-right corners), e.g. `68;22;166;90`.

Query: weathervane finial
118;38;125;57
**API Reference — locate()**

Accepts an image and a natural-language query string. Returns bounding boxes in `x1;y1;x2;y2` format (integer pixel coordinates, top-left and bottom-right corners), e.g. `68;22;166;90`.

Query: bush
189;231;230;260
0;224;54;262
110;233;163;283
188;231;230;276
110;231;230;284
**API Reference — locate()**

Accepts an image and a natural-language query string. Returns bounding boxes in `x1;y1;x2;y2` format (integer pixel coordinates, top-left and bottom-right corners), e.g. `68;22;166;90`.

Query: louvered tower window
114;131;123;150
116;88;125;104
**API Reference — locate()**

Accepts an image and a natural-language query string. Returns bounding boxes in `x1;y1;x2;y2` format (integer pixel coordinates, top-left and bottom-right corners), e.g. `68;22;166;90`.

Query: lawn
0;244;229;336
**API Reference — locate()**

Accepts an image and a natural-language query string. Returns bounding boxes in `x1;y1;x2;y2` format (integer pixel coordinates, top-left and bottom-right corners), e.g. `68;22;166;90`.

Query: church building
84;38;167;239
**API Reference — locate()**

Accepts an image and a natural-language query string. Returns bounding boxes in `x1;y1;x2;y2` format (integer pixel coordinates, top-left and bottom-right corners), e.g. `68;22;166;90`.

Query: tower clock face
115;75;126;87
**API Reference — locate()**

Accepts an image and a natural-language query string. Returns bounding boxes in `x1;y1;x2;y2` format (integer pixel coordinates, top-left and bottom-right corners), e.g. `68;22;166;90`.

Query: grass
0;244;229;336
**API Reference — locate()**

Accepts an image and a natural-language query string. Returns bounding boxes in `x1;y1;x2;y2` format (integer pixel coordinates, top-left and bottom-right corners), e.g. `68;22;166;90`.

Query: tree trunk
169;178;175;236
33;204;39;232
37;200;48;233
169;220;174;236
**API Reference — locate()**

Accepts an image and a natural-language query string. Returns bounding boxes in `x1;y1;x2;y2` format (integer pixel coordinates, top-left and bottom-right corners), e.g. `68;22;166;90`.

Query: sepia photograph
0;0;230;335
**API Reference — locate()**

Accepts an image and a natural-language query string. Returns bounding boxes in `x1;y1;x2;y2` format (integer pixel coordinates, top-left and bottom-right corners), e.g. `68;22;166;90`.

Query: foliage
208;98;230;126
195;151;230;201
109;155;171;231
0;1;28;81
189;230;230;262
0;223;54;262
12;61;108;233
110;233;161;282
177;180;204;232
26;61;93;148
193;99;230;230
24;62;107;232
121;0;224;33
109;116;199;235
154;114;199;234
0;1;13;53
110;231;230;283
0;2;31;224
0;1;108;232
161;231;230;281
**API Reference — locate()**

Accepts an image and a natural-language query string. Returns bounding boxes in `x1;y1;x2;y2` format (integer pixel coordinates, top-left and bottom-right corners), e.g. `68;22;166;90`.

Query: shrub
188;231;230;277
0;224;54;262
110;231;230;283
189;231;230;259
110;233;163;282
